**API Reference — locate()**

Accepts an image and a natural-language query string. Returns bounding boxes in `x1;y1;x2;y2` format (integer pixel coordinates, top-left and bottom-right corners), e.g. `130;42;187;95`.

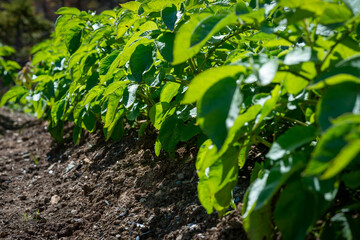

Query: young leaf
161;4;177;32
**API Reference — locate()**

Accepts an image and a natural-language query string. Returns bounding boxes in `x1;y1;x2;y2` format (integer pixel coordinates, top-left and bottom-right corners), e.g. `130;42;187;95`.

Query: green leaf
160;82;180;103
120;1;141;12
274;180;319;240
0;86;28;107
130;44;155;83
321;139;360;179
123;84;139;108
49;121;64;142
258;59;278;86
155;137;162;156
103;109;125;141
99;50;121;76
161;4;177;32
65;23;83;55
254;85;281;128
102;80;129;98
149;102;171;130
266;125;317;160
180;122;200;141
305;122;359;176
51;100;67;125
158;116;184;152
342;170;360;189
73;125;81;145
82;111;96;133
182;65;246;104
197;77;237;149
155;32;175;63
318;4;352;25
321;211;360;240
139;0;182;14
172;13;237;65
190;15;226;47
104;89;123;128
255;154;306;210
55;7;80;15
317;82;360;131
274;71;309;94
284;47;313;65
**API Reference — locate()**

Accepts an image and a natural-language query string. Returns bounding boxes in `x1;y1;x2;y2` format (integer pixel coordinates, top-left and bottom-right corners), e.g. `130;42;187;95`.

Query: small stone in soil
177;173;185;180
50;195;60;204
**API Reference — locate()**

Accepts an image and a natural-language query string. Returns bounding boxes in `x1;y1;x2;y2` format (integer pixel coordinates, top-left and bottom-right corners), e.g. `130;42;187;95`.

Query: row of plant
0;44;20;89
1;0;360;238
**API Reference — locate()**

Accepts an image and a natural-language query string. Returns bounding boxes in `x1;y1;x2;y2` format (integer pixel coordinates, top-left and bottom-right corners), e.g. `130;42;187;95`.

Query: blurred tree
0;0;52;65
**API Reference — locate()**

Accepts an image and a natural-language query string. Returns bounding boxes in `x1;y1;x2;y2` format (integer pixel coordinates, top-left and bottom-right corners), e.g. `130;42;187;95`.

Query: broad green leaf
99;50;121;76
82;111;96;133
51;100;67;124
120;1;141;12
305;122;359;176
104;89;123;128
284;47;313;65
149;102;172;130
274;180;319;240
321;211;360;240
197;77;237;149
155;32;175;63
139;0;182;14
116;12;140;38
55;7;80;15
182;65;246;104
197;142;239;214
103;108;125;141
130;44;155;83
49;121;64;142
102;81;128;98
255;154;306;210
161;4;177;32
317;82;360;131
101;10;116;18
65;23;83;55
274;71;309;94
321;139;360;179
123;84;139;108
158;116;184;152
342;170;360;189
172;13;237;65
180;122;200;141
258;59;278;86
0;46;15;57
190;15;226;47
266;125;317;160
0;86;28;107
160;82;180;103
318;4;352;25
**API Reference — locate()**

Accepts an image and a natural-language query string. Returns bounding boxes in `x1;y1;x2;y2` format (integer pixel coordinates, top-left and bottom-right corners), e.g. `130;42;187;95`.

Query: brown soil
0;107;252;240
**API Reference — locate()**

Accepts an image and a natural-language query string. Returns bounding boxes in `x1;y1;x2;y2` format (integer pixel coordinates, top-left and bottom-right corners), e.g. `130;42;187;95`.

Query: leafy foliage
2;0;360;239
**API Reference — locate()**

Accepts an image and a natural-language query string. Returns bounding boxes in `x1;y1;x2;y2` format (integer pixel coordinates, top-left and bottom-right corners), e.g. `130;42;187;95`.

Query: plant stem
197;27;244;73
257;136;272;148
275;114;308;126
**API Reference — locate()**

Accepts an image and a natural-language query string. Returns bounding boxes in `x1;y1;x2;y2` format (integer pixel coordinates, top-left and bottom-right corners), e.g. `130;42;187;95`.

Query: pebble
71;210;78;215
177;173;185;180
116;234;121;239
65;161;75;173
50;195;60;205
139;198;146;203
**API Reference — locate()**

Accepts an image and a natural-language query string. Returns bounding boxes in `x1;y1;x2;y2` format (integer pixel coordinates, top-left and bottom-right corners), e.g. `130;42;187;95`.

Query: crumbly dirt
0;107;253;240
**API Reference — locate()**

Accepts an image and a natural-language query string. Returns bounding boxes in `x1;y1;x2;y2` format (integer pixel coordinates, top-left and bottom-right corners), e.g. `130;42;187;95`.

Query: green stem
256;136;272;148
188;59;197;73
197;27;244;73
276;114;308;127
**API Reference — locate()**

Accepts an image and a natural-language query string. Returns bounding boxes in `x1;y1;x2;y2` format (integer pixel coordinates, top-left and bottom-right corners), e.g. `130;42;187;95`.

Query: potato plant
1;0;360;238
